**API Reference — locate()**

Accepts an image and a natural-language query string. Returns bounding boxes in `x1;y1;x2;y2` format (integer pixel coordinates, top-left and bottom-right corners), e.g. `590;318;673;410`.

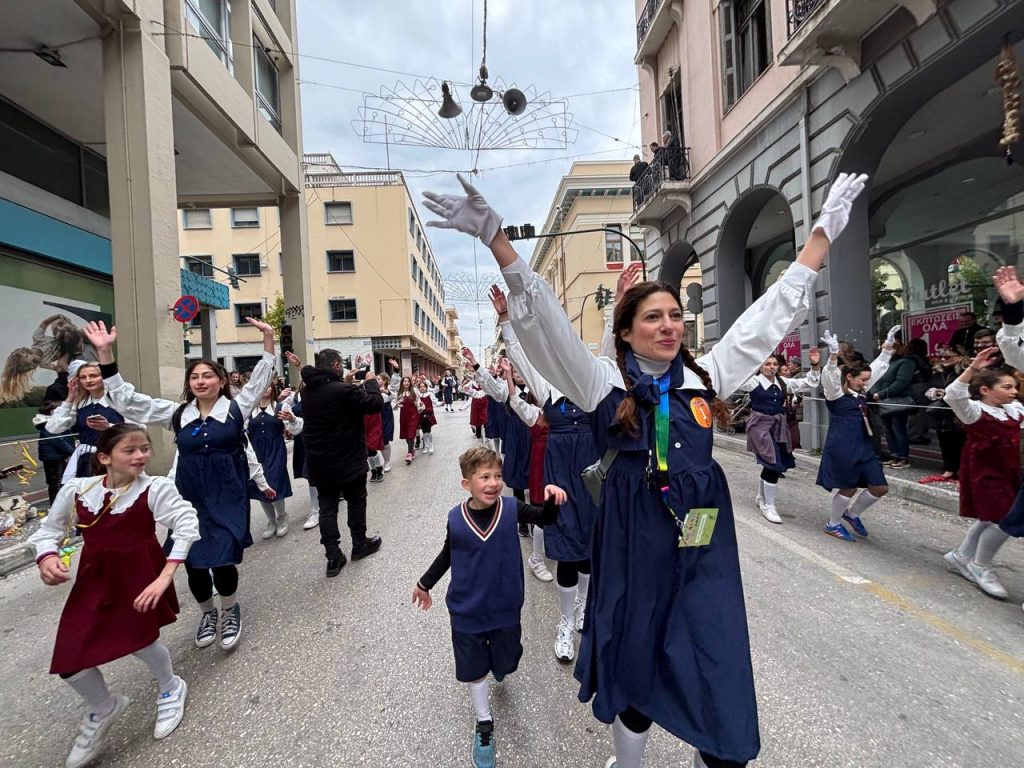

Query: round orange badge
690;397;713;429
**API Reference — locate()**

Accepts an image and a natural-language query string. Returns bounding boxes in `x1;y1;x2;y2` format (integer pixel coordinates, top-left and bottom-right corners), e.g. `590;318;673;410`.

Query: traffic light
279;324;294;355
685;282;703;315
594;284;614;310
227;266;239;289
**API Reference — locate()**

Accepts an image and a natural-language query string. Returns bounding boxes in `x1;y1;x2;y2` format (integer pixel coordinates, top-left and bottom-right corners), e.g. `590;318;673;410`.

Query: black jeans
315;474;369;559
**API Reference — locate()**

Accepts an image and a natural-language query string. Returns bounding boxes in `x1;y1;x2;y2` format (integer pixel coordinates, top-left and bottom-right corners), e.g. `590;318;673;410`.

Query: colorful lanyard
652;374;687;538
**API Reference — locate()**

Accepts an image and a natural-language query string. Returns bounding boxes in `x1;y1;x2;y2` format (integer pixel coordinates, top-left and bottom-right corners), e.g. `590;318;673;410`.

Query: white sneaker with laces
759;503;782;524
302;510;319;530
966;561;1008;599
527;555;553;582
260;520;276;539
153;677;188;739
275;511;289;538
65;694;130;768
574;596;586;633
554;618;575;662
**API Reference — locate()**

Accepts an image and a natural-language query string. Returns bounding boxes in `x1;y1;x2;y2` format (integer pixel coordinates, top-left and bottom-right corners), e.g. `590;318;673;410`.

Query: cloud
297;0;639;356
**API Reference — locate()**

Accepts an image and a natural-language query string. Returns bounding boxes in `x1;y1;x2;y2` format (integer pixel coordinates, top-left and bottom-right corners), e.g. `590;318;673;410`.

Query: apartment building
181;154;456;378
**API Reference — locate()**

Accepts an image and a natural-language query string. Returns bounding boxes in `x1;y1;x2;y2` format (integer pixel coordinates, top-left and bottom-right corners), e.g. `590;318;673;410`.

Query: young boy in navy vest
413;446;565;768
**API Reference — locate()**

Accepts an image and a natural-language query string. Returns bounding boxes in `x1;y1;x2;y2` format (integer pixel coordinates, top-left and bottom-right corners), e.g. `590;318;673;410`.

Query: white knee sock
612;716;650;768
557;584;576;625
308;485;319;514
221;590;237;610
468;679;491;721
829;493;851;525
847;489;882;519
974;525;1010;566
577;572;591;603
757;478;764;500
531;527;545;560
274;499;287;519
65;668;114;714
259;500;276;523
762;481;778;508
958;520;989;560
133;640;175;691
382;444;392;464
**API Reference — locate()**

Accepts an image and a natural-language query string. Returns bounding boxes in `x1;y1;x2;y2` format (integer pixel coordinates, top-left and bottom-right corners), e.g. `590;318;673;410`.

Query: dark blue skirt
543;430;599;561
574;453;759;763
756;441;796;474
1000;482;1024;537
174;450;253;568
486;399;507;440
502;412;531;490
247;430;293;501
381;404;395;443
817;418;886;491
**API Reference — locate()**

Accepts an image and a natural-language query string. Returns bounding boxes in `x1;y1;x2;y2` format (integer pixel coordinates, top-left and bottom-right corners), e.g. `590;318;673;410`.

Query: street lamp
503;224;649;280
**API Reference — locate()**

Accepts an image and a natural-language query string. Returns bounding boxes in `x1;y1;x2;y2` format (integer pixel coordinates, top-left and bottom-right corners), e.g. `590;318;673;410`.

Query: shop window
183;209;213;229
720;0;770;109
327;250;356;273
235;302;263;325
329;299;358;322
185;0;232;70
254;37;281;132
325;202;353;225
231;207;259;228
870;258;907;344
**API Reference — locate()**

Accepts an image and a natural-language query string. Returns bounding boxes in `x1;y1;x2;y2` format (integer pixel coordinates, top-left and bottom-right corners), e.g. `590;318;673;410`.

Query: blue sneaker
473;720;495;768
824;522;855;542
842;512;869;538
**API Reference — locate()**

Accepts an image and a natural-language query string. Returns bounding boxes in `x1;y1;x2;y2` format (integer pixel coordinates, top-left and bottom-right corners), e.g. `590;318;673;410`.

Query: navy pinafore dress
542;397;600;561
290;393;308;480
748;383;795;473
575;372;760;763
74;403;125;477
486;396;507;441
247;404;293;502
172;400;252;568
817;393;886;491
381;393;395;444
502;396;531;490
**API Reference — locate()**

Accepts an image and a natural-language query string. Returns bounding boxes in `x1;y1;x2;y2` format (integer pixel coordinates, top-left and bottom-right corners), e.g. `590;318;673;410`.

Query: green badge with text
678;508;719;548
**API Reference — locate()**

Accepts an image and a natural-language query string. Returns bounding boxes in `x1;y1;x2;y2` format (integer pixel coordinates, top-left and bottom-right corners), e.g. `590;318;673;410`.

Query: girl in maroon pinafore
942;349;1023;601
397;376;421;463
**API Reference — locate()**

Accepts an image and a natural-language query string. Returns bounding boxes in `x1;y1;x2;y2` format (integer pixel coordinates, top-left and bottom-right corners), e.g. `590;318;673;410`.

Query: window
327;250;356;272
254;37;281;131
232;253;262;276
409;208;416;235
183;208;212;229
185;0;232;69
231;207;259;228
661;70;685;148
329;299;358;322
721;0;770;108
605;224;624;263
235;302;263;325
325;201;353;225
185;255;214;277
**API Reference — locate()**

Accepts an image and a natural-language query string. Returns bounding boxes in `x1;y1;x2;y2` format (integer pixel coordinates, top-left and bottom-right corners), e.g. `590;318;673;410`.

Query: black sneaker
219;603;242;650
415;436;422;449
351;535;382;561
326;553;347;577
370;467;384;483
518;523;530;538
195;609;218;648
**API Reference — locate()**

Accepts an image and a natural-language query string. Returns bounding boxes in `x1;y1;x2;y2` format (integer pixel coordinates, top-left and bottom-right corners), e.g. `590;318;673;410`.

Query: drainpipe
798;85;822;451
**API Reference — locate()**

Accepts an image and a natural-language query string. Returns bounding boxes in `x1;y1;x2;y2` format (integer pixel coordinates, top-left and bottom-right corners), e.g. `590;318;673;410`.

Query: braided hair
612;281;729;437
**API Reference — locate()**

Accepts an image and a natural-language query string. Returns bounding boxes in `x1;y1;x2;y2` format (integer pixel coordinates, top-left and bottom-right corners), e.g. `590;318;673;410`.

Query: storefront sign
775;331;801;362
902;303;971;356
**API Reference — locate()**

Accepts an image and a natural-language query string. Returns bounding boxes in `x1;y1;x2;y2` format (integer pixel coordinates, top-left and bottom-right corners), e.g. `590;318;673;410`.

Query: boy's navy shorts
451;623;523;683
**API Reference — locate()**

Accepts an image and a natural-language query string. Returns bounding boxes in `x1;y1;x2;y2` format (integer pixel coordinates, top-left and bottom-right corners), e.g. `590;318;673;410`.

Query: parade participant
29;424;199;767
300;349;384;577
441;369;458;412
34;401;77;504
412;446;565;768
248;382;297;538
46;359;127;482
463;374;491;441
360;370;386;483
919;348;967;484
282;352;321;531
738;350;821;524
817;330;894;541
377;373;396;472
940;347;1022;599
490;284;600;660
423;171;868;768
228;371;243;397
418;380;438;454
396;375;421;463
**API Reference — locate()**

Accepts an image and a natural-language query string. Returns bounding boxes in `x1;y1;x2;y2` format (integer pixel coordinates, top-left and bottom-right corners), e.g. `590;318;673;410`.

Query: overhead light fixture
470;65;493;103
438;81;462;119
34;46;66;68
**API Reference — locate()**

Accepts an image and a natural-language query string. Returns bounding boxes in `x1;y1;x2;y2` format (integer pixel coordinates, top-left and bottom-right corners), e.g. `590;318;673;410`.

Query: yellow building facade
180;154;455;378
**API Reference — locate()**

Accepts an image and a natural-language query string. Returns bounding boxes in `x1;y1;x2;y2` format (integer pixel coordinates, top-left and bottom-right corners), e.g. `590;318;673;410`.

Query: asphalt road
1;409;1022;767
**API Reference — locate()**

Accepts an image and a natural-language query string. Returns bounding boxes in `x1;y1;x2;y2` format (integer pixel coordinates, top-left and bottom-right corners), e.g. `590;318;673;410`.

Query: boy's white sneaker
153;677;187;739
554;618;575;662
66;694;130;768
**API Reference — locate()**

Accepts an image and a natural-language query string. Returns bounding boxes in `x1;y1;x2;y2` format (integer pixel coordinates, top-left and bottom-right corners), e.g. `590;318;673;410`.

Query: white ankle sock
848;489;882;519
557;584;576;625
133;640;175;691
577;572;591;603
762;481;777;508
468;680;491;721
829;493;851;525
612;716;650;768
532;527;545;560
65;668;114;714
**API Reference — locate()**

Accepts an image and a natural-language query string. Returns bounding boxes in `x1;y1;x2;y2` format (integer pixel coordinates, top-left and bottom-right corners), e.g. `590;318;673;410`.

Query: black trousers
43;459;66;504
314;473;368;559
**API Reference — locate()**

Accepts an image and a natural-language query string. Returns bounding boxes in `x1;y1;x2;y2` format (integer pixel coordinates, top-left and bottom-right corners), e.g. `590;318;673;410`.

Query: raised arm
232;319;277;415
994;267;1024;369
463;347;508;403
820;333;843;401
491;284;554;404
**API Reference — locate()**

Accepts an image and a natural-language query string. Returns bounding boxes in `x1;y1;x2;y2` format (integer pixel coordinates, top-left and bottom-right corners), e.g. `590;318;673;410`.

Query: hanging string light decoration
997;41;1021;165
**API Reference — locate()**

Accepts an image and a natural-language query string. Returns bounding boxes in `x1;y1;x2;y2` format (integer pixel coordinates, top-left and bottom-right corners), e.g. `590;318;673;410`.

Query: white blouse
997;322;1024;370
822;351;893;402
943;379;1024;426
737;371;822;396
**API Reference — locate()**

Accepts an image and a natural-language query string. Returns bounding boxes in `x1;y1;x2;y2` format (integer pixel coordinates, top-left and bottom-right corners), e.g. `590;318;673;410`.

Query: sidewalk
712;433;960;514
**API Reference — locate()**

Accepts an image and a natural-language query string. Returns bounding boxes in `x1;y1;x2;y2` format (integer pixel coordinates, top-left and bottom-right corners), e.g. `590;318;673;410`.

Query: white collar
74;473;154;516
254;402;276;416
755;374;779;390
978;400;1024;422
83;391;114;409
179;396;232;425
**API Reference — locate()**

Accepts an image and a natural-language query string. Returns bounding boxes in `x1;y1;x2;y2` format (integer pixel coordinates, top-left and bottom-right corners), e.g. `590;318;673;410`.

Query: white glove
812;172;869;243
422;174;503;247
885;325;901;346
924;387;939;401
821;330;840;355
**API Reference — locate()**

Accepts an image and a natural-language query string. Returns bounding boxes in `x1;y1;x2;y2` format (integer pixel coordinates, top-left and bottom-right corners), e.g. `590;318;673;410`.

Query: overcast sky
295;0;641;356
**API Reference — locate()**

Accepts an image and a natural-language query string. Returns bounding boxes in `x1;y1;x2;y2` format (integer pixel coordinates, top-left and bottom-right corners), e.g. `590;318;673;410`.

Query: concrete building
182;154;454;378
631;0;1023;443
0;0;309;446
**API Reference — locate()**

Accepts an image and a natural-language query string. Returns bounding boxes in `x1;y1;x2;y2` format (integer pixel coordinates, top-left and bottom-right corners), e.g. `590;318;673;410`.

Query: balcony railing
787;0;829;36
636;0;666;50
632;146;691;212
306;170;404;188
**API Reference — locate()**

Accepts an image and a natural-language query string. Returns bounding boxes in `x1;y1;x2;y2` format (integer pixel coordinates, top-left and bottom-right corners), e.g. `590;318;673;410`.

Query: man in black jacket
300;349;384;576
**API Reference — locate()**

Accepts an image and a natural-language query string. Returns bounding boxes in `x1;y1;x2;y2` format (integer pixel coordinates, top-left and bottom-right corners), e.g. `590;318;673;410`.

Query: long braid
613;341;642;437
679;346;731;427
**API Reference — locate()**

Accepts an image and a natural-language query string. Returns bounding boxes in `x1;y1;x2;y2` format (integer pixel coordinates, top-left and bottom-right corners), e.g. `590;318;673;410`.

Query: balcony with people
630;133;691;224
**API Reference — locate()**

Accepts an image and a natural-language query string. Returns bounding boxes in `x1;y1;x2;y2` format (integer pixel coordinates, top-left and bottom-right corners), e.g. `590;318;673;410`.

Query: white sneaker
574;596;586;633
943;550;974;582
527;555;553;582
759;503;782;524
428;446;434;454
554;618;575;662
383;462;392;473
302;510;319;530
153;677;187;739
65;694;130;768
275;511;289;538
966;561;1008;599
260;520;276;539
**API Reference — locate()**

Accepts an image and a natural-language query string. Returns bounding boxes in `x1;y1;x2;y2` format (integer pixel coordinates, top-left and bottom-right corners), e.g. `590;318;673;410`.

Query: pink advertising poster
902;303;971;356
775;331;801;362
